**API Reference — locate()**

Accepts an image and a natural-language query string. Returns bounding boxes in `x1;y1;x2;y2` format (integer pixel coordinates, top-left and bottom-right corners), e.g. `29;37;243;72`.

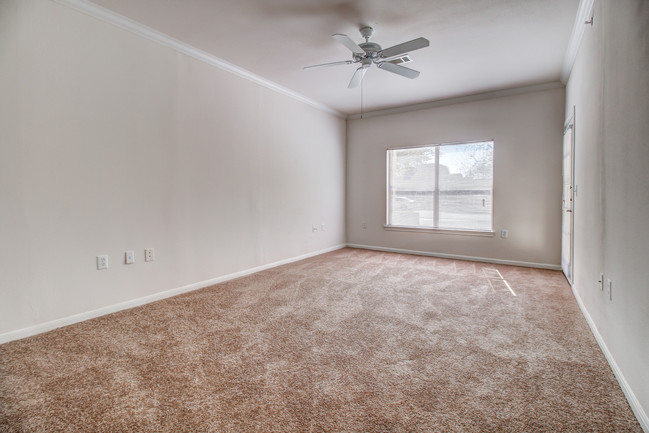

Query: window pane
388;147;436;227
438;142;493;231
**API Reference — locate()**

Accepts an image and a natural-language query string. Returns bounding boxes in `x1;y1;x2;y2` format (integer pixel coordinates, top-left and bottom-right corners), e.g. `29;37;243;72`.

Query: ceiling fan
304;26;430;88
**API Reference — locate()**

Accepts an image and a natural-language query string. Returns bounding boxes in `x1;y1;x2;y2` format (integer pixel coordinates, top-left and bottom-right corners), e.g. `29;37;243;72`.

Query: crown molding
560;0;595;83
347;81;565;120
52;0;345;119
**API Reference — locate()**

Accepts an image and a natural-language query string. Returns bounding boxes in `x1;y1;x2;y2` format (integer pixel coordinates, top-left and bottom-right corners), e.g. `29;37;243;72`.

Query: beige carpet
0;248;642;432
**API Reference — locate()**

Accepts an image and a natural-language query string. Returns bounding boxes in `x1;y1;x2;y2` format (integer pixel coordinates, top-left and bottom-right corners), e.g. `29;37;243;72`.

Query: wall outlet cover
96;255;108;270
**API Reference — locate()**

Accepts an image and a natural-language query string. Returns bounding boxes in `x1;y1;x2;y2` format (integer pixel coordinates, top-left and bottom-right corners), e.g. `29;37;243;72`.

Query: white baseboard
569;285;649;432
0;244;346;345
346;243;562;270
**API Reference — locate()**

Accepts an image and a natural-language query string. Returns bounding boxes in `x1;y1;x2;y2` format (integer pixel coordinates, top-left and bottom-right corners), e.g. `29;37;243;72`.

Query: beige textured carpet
0;248;642;432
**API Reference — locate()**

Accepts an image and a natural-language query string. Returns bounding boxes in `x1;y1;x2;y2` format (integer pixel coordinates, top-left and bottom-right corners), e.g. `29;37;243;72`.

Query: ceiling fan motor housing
355;27;383;62
357;42;382;62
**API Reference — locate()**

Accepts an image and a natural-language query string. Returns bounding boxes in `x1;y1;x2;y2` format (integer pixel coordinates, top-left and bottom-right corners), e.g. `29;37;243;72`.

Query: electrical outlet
500;230;509;239
96;255;108;270
125;250;135;264
362;221;367;229
606;279;612;300
312;225;318;232
145;248;155;262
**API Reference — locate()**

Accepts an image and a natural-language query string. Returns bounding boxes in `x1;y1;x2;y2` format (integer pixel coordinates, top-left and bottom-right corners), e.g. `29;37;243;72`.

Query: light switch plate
606;279;612;300
125;250;135;264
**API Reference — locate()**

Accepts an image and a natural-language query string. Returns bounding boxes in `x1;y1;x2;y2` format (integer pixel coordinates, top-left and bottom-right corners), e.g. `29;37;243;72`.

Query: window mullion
433;145;440;228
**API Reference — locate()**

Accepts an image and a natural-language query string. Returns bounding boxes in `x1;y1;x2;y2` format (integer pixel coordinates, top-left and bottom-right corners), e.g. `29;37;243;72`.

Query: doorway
562;108;575;284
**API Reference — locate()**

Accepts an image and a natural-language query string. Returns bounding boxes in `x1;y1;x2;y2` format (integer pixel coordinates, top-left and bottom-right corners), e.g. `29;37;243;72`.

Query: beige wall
346;88;565;267
0;0;346;336
566;0;649;425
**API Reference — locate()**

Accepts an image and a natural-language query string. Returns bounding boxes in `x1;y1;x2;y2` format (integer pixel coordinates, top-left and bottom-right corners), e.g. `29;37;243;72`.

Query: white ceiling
89;0;580;116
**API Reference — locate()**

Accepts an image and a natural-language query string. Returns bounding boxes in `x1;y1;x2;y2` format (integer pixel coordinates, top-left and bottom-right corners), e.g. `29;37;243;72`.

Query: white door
561;113;575;284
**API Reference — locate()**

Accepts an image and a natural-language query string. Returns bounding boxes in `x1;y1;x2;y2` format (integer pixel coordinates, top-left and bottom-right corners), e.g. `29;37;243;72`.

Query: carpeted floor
0;248;642;432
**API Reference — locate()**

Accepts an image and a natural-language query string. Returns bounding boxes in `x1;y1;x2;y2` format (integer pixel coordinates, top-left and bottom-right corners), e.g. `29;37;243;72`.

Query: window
386;141;494;233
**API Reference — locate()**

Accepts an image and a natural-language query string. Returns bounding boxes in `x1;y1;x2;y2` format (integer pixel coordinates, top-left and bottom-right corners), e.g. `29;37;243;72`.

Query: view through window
387;141;494;232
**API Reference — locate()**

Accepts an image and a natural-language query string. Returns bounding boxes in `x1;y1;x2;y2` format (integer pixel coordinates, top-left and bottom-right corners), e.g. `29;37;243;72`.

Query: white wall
0;0;346;336
346;88;565;267
566;0;649;426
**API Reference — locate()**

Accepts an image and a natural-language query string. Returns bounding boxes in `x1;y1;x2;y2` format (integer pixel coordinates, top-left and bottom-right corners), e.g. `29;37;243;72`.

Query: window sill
384;225;495;237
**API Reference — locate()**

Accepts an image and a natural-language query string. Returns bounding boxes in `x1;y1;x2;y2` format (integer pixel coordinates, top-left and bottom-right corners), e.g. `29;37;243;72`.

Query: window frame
385;140;495;236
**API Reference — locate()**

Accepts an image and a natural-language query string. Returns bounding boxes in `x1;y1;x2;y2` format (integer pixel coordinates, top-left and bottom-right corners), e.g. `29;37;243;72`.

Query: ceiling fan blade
377;61;420;79
332;34;365;54
379;37;430;59
303;60;353;70
348;66;368;88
